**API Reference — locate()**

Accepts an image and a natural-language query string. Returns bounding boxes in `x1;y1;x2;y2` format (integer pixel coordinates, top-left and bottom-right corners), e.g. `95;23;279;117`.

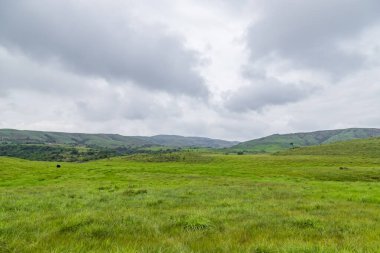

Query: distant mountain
229;128;380;153
148;135;239;148
0;129;238;149
0;129;150;148
278;137;380;158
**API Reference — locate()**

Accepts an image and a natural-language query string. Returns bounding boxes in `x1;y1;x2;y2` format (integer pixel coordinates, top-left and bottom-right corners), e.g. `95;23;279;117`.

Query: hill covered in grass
0;129;237;149
0;129;150;148
278;137;380;158
148;135;239;148
229;128;380;153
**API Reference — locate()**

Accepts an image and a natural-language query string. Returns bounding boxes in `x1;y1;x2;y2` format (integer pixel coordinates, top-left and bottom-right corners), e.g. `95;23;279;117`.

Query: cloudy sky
1;0;380;141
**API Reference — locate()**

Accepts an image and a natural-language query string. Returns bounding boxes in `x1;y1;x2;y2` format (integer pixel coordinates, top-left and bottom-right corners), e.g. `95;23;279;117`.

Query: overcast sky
1;0;380;141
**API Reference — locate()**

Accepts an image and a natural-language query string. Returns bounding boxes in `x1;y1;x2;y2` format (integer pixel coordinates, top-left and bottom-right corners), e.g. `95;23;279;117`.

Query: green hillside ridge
0;129;237;149
278;137;380;158
148;135;239;148
229;128;380;153
0;129;150;148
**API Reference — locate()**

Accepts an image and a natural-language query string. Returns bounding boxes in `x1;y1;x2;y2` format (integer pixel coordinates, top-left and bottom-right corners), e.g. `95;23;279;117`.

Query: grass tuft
175;215;213;231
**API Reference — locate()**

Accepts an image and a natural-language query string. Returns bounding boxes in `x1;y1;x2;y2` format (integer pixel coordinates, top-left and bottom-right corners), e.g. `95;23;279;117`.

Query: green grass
1;151;380;252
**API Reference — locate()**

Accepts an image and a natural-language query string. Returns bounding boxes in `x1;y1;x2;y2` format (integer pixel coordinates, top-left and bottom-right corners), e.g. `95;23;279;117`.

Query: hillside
229;128;380;153
0;129;237;149
0;129;151;148
277;137;380;158
148;135;239;148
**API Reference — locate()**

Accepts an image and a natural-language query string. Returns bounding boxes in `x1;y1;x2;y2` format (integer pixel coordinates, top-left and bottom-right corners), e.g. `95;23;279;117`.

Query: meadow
1;152;380;252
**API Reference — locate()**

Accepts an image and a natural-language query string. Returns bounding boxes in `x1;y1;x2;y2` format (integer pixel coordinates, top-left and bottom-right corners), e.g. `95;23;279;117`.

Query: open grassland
1;152;380;252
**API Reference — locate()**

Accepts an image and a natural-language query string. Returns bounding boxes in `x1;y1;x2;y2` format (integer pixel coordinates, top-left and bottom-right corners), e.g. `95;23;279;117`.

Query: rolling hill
277;137;380;158
0;129;238;149
147;135;239;148
229;128;380;153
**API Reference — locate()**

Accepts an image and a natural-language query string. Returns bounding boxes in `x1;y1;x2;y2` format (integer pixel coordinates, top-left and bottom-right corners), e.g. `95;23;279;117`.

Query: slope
277;137;380;158
229;128;380;153
148;135;239;148
0;129;238;149
0;129;151;148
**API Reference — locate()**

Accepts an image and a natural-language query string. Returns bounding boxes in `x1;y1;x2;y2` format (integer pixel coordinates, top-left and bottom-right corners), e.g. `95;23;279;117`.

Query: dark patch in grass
122;189;148;196
98;185;119;192
147;199;164;207
291;218;319;229
251;246;273;253
339;167;349;170
99;196;109;202
218;201;232;207
361;197;380;204
295;203;323;212
89;228;112;238
0;240;12;253
59;219;94;233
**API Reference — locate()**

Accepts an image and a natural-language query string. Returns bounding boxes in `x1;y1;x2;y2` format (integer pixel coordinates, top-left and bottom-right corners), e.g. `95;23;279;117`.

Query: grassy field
1;151;380;252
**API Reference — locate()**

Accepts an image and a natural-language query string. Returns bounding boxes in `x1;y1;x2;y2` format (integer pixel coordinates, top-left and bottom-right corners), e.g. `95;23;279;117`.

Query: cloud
0;0;380;141
0;46;90;95
0;0;208;97
227;0;380;114
225;78;317;112
246;0;380;76
74;87;183;122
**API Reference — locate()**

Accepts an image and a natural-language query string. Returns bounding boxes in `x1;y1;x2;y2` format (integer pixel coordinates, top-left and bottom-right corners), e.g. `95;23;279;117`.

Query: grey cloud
0;47;90;96
75;88;182;122
225;79;316;112
246;0;380;76
1;0;380;141
0;0;208;97
229;0;380;113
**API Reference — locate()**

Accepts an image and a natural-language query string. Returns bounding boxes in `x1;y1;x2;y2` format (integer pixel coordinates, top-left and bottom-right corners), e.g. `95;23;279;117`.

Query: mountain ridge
0;129;238;148
2;127;380;152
